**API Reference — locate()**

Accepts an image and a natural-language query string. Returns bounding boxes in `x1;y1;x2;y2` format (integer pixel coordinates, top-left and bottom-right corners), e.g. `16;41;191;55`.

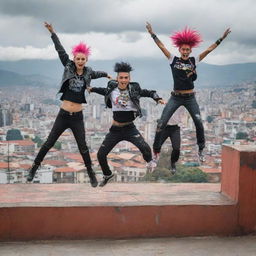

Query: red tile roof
108;160;123;168
123;160;145;168
19;164;31;169
54;167;78;173
0;162;8;168
44;160;67;166
0;140;35;146
63;153;83;163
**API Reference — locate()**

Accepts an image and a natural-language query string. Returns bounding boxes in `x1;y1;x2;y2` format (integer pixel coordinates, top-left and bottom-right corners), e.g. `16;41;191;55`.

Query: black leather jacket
91;80;162;117
51;33;108;102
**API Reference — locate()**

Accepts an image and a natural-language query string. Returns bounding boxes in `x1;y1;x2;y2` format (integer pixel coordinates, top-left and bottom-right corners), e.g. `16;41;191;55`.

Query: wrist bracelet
215;38;223;45
151;34;158;40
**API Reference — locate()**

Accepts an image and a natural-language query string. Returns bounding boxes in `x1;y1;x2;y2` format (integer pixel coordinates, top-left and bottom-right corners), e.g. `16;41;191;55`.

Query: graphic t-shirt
111;88;137;111
110;87;137;122
169;55;200;90
62;74;86;103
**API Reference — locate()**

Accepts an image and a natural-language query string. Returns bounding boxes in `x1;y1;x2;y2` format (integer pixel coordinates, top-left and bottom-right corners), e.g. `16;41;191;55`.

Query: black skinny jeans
153;93;205;153
34;109;92;168
159;125;181;164
97;123;152;176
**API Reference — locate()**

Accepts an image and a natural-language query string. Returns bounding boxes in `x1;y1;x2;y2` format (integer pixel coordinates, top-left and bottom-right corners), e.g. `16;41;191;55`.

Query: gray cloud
0;0;254;34
0;0;255;63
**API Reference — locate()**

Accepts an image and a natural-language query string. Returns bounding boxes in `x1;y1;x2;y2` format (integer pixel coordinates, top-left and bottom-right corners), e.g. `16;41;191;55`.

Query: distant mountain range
0;59;256;89
0;69;54;87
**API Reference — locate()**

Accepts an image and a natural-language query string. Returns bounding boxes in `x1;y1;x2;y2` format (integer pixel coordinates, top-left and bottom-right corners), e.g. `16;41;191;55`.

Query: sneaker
153;152;160;162
170;162;177;174
198;149;205;163
27;163;40;182
146;160;157;173
99;173;115;187
87;169;98;188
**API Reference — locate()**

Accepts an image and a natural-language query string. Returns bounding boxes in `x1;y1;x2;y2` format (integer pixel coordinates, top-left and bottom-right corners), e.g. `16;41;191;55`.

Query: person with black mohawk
88;62;165;186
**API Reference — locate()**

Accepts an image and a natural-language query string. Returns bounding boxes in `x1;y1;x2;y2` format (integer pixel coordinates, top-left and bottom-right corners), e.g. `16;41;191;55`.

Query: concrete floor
0;183;234;207
0;236;256;256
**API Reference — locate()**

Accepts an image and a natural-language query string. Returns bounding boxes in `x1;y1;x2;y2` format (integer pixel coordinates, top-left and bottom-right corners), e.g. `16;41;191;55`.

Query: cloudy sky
0;0;254;65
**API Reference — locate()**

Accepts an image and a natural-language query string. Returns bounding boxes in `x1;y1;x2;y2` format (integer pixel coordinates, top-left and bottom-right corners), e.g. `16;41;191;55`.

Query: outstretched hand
87;87;92;93
44;22;54;33
146;22;154;35
158;99;166;105
222;28;231;40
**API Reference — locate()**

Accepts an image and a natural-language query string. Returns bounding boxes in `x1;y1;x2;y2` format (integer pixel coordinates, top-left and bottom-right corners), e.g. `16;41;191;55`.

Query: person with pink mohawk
146;22;231;168
27;22;112;187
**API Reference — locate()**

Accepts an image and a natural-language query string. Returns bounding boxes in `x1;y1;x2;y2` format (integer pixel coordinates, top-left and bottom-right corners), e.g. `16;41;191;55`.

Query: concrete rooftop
0;183;235;207
0;236;256;256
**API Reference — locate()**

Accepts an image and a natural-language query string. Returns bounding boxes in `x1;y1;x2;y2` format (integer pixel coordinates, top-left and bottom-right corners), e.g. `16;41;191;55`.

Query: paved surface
0;236;255;255
0;183;235;207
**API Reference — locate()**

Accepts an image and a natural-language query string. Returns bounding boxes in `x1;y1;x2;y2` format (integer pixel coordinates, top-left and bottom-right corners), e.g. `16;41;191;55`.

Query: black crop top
169;56;198;90
61;74;86;103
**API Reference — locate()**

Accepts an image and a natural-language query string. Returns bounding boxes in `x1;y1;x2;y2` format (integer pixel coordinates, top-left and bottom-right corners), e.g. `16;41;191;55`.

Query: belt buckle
69;112;73;116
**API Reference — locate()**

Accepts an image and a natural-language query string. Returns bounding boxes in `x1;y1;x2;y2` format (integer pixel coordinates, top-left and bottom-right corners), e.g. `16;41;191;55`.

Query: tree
169;166;208;183
32;136;43;147
142;165;208;183
142;148;208;183
54;141;61;150
206;116;214;123
236;132;248;140
6;129;23;141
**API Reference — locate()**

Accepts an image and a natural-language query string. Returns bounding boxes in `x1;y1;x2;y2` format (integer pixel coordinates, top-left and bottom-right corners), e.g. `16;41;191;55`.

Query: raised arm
44;22;69;66
146;22;171;59
135;83;165;104
199;28;231;62
90;69;112;80
87;86;108;96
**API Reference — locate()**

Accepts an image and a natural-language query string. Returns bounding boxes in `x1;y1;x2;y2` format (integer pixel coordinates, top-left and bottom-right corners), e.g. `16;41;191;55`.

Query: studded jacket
91;80;162;117
51;33;108;102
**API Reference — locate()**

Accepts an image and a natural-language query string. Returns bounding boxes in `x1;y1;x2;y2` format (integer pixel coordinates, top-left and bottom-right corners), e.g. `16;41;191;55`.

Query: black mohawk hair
114;62;133;73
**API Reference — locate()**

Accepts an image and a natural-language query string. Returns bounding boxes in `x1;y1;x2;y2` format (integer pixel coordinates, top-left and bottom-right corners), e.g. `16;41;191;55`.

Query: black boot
87;168;98;187
198;149;205;163
27;163;40;182
170;162;177;174
99;173;115;187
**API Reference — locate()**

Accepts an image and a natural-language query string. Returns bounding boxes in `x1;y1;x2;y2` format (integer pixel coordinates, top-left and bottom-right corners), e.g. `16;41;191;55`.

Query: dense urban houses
0;83;255;184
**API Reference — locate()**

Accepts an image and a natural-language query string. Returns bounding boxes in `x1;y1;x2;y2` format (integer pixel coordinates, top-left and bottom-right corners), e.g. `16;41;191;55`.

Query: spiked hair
170;27;202;48
114;62;133;73
72;42;91;57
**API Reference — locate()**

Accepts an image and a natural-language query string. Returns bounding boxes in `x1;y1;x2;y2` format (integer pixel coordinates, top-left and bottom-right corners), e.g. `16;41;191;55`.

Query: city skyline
0;81;255;184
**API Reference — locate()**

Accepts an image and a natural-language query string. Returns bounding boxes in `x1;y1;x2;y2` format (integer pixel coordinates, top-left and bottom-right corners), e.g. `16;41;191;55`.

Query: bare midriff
174;89;194;94
112;120;133;127
61;100;83;112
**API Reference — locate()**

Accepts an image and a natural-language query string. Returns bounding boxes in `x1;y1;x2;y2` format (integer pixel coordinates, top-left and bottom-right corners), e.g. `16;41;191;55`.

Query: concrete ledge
221;145;256;234
0;183;238;241
0;183;233;207
1;145;255;241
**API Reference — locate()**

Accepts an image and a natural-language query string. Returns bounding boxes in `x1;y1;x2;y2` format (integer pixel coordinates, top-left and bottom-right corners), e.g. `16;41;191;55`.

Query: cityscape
0;82;255;184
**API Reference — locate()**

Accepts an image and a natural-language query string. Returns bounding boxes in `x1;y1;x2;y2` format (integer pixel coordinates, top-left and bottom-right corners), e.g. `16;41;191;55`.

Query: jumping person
88;62;165;186
146;22;231;163
155;107;187;174
26;22;111;187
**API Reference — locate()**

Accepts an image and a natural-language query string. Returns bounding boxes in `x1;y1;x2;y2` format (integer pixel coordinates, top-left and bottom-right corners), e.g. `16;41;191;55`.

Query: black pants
154;93;205;153
34;109;92;168
159;125;181;164
97;123;152;175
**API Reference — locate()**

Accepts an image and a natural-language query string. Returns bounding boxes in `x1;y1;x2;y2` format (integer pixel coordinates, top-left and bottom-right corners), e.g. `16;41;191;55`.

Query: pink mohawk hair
72;42;91;57
170;27;202;48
